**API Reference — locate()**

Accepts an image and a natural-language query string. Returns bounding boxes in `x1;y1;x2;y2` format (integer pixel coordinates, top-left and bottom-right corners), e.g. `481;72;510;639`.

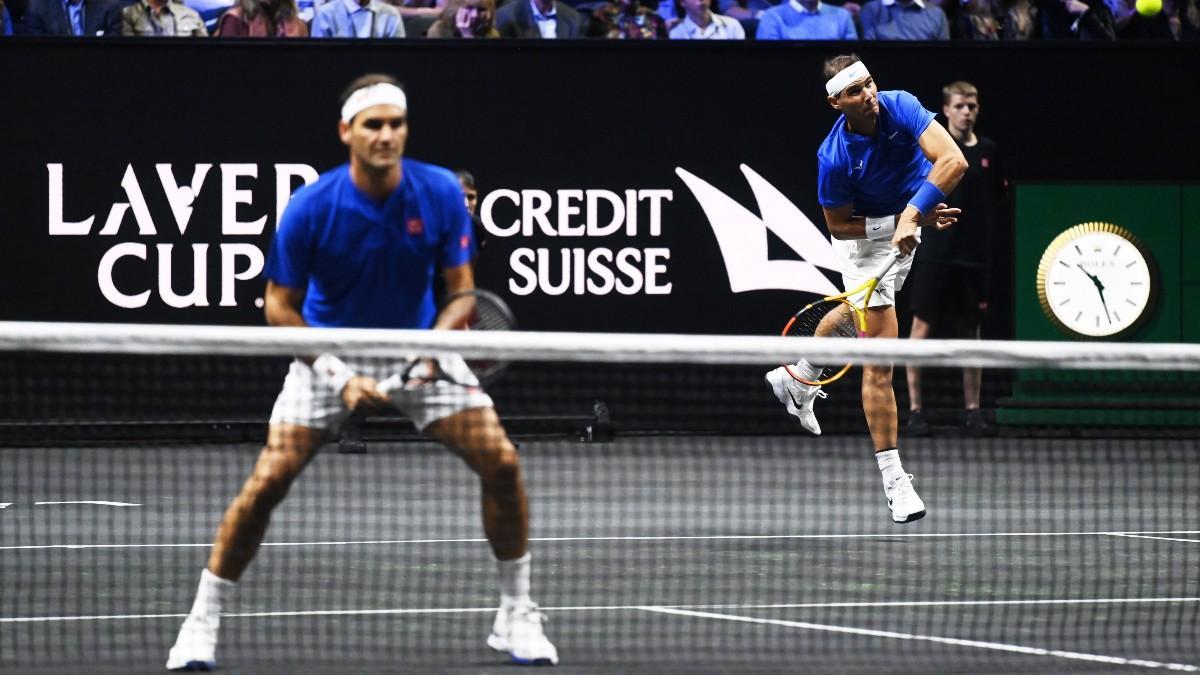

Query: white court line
3;530;1199;551
4;597;1198;624
639;606;1199;672
34;501;141;507
1108;533;1200;544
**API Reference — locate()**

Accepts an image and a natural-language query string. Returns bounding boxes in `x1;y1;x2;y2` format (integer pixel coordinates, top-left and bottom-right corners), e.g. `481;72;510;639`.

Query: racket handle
870;248;906;279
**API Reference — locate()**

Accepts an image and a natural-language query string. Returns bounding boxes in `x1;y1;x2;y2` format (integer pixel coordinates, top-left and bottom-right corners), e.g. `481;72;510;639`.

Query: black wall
1;40;1198;431
3;40;1198;337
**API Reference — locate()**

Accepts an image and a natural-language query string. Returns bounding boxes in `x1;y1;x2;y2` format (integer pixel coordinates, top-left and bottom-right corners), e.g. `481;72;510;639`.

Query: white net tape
0;321;1198;371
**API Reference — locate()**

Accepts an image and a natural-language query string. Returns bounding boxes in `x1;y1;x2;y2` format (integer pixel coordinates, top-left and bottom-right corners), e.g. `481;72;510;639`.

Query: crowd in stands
2;0;1197;38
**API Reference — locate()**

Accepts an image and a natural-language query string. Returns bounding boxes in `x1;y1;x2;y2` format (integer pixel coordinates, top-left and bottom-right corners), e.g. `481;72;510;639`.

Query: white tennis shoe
885;473;927;524
487;602;559;666
765;366;826;435
165;614;219;671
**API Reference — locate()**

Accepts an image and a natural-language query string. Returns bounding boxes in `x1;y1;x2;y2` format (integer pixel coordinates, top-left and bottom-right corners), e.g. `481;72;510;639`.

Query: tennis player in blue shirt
767;54;966;524
167;74;558;670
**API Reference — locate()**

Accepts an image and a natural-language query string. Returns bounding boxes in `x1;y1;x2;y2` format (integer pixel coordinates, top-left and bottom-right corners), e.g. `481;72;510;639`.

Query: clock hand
1076;264;1112;323
1075;263;1101;286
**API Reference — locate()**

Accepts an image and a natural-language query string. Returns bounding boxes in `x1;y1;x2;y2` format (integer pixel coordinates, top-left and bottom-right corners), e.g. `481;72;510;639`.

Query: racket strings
469;301;515;331
448;290;517;385
786;300;860;383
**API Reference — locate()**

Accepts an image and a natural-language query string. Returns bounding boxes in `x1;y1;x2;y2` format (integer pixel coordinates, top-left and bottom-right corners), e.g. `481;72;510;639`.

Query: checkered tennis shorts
269;354;494;433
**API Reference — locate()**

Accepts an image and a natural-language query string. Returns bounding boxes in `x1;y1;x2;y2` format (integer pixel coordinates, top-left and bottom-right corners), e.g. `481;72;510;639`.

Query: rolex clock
1036;222;1158;339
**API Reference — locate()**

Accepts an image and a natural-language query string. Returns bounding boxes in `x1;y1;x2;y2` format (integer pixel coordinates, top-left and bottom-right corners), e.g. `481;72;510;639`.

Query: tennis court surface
1;326;1198;673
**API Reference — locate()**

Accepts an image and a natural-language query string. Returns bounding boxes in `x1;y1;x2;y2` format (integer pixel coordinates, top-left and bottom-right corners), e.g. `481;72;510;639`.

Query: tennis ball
1136;0;1161;16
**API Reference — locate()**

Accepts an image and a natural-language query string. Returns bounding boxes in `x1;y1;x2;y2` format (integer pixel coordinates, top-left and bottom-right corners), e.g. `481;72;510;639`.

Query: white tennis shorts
832;237;916;308
269;354;494;433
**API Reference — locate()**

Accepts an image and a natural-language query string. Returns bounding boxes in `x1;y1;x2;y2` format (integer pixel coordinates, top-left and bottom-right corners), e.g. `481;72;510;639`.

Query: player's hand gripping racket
438;288;517;386
780;248;906;386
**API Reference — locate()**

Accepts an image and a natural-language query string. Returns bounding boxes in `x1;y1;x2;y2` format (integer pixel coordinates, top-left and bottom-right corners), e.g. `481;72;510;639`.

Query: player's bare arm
435;263;477;331
263;281;308;328
265;281;385;410
918;121;968;202
822;202;961;241
892;123;968;254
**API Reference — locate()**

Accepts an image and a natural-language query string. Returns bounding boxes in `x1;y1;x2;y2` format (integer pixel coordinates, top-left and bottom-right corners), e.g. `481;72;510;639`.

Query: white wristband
864;215;895;241
311;353;355;394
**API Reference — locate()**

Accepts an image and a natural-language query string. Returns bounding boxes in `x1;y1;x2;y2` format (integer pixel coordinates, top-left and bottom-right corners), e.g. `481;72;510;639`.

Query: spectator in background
456;169;479;217
455;169;487;263
1039;0;1116;38
1106;0;1136;30
717;0;775;20
589;0;668;36
494;0;586;36
25;0;122;34
756;0;856;38
1;0;10;33
670;0;745;37
1178;0;1200;36
427;0;498;36
213;0;307;35
1121;0;1200;37
956;0;1001;37
122;0;208;34
1000;0;1039;37
310;0;405;37
859;0;950;38
906;80;1002;438
397;0;442;23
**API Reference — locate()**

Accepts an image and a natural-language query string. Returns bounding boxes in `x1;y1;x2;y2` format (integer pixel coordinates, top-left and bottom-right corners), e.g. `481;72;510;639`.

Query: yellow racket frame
781;249;901;386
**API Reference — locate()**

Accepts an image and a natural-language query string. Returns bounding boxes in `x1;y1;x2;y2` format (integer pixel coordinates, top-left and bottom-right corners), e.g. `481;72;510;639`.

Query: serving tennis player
166;74;558;670
766;54;967;524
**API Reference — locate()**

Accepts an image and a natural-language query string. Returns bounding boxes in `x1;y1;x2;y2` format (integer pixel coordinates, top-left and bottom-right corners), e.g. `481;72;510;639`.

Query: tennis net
1;322;1198;674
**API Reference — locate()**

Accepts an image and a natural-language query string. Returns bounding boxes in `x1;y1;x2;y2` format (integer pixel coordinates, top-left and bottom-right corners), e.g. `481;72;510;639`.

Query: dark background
1;40;1197;431
4;40;1200;336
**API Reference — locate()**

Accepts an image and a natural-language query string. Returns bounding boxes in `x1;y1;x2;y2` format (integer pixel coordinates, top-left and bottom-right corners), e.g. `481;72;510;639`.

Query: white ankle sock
875;449;905;486
792;359;822;383
189;568;235;620
496;552;532;608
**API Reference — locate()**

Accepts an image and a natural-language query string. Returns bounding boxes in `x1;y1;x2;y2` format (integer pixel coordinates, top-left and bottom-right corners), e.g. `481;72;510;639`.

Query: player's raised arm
892;123;968;254
917;121;968;198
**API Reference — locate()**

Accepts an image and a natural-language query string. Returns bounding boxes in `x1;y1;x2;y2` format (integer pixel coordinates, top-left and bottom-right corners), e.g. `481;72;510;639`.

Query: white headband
340;83;408;124
825;61;870;97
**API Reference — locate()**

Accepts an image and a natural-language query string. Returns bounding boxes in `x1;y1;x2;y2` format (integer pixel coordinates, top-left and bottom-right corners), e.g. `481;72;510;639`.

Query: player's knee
247;474;293;512
248;454;305;508
863;365;893;388
481;446;522;491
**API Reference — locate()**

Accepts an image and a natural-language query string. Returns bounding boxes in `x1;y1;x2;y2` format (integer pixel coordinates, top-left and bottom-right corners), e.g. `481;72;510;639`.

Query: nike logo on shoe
787;389;805;410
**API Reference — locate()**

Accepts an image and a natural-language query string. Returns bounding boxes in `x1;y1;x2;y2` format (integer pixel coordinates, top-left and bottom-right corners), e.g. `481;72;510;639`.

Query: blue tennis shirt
265;159;474;329
816;90;937;218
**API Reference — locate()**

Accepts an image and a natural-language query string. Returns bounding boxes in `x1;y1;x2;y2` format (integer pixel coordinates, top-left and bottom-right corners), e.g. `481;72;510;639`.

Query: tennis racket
438;288;517;386
781;248;905;386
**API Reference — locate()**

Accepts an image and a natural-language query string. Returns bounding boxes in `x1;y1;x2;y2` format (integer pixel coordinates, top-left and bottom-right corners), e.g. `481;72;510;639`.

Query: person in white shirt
668;0;745;37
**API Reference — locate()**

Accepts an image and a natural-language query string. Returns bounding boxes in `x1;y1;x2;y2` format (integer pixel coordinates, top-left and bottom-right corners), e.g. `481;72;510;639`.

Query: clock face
1037;223;1156;339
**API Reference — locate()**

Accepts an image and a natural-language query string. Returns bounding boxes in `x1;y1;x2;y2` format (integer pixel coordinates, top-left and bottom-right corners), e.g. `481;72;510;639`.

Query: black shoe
964;409;989;437
906;409;931;437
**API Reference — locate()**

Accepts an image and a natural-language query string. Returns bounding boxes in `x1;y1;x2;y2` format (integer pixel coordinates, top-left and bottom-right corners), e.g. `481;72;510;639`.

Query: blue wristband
907;181;946;217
